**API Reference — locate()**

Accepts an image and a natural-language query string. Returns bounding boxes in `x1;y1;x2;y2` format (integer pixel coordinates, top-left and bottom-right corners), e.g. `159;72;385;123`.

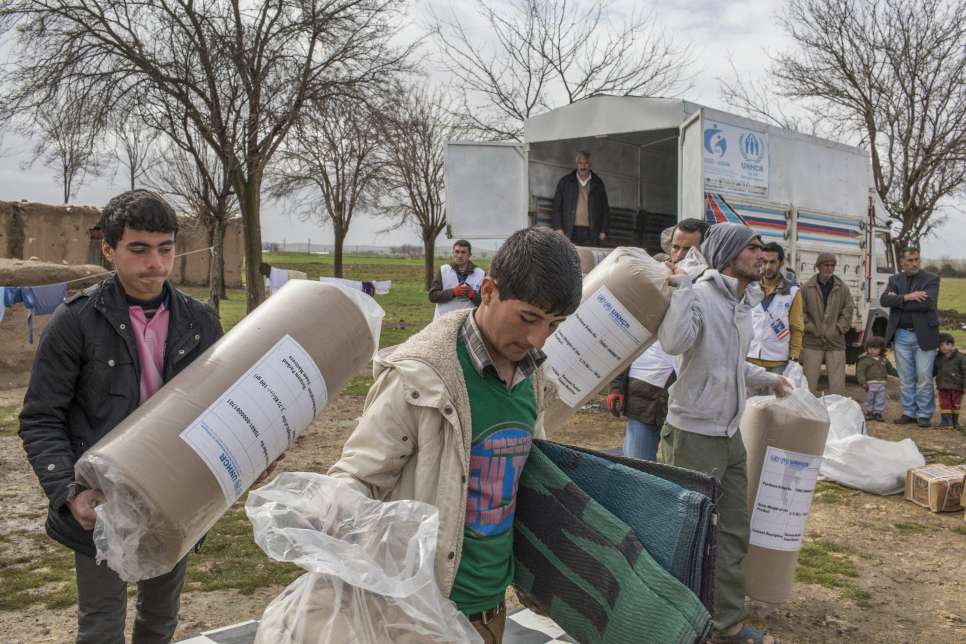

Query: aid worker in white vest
429;239;485;319
747;241;804;395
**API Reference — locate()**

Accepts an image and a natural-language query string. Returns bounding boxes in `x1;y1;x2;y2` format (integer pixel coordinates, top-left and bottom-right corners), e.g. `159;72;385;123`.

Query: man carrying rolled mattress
19;190;223;644
330;227;582;643
658;222;792;644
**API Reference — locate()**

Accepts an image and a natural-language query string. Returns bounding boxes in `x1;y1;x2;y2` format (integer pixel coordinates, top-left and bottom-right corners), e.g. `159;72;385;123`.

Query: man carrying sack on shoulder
659;223;792;644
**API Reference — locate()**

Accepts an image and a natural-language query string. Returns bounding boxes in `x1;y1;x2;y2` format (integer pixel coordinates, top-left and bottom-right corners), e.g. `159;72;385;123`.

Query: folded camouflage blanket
545;442;717;612
514;441;712;644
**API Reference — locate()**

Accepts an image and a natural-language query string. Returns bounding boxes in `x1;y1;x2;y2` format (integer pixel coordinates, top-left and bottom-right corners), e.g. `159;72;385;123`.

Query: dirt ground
1;378;965;643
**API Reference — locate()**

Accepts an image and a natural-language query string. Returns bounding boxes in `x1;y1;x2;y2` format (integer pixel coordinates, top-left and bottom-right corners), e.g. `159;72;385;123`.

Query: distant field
938;277;966;345
187;261;966;350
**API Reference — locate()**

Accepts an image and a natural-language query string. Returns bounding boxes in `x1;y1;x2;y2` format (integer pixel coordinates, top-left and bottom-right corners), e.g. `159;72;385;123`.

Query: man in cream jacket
659;223;791;644
330;227;581;643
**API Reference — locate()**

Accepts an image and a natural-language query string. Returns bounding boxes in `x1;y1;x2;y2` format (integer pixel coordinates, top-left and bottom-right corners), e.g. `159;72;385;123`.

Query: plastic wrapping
542;247;674;430
246;473;481;644
819;435;925;495
75;282;383;581
741;362;830;603
822;394;867;442
817;393;924;494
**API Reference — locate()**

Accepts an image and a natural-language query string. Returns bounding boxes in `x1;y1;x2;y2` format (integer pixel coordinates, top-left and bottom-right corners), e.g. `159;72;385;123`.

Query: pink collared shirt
128;304;170;404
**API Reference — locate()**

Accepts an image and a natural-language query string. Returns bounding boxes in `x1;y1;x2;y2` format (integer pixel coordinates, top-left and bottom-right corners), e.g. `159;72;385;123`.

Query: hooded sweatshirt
658;260;778;436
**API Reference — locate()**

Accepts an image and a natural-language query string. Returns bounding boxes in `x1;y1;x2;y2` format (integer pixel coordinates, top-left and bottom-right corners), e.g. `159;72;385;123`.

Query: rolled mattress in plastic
741;392;830;603
74;281;383;581
542;247;671;430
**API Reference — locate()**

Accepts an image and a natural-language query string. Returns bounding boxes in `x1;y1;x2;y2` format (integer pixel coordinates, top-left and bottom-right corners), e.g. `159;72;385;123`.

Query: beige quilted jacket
328;308;549;595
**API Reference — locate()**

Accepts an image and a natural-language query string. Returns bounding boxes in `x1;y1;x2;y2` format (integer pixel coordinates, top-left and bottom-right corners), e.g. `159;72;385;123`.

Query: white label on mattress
542;285;649;408
749;446;823;552
180;335;327;503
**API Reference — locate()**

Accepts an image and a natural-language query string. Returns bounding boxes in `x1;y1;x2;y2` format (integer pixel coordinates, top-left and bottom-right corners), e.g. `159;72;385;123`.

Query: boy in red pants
934;332;966;428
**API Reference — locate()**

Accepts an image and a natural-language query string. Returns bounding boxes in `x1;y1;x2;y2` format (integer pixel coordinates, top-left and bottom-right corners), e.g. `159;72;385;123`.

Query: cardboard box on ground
904;464;966;513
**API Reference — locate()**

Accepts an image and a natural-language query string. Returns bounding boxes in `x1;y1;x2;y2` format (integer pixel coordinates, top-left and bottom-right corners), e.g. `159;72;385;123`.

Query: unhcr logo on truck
703;121;769;198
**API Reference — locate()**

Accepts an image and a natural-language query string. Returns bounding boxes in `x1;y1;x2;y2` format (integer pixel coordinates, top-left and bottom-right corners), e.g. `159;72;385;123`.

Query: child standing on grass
855;336;894;421
934;333;966;429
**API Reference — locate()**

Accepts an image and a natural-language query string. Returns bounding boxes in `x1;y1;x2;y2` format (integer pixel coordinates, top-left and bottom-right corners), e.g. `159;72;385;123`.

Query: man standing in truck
551;150;609;246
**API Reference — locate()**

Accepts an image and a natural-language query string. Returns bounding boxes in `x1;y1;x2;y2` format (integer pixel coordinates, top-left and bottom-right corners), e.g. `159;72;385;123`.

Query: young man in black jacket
19;190;223;644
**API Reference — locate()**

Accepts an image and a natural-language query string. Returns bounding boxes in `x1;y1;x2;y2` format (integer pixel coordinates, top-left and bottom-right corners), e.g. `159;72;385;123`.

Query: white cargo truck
444;95;897;361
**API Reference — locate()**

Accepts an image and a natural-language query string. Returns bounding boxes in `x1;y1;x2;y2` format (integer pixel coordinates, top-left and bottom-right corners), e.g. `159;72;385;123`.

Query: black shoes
917;417;932;428
894;415;917;425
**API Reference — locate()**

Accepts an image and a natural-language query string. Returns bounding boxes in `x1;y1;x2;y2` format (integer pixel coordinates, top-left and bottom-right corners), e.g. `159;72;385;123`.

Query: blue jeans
893;328;936;419
624;419;661;461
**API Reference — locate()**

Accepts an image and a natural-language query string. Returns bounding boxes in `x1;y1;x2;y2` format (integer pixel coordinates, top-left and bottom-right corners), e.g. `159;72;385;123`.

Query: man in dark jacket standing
19;190;223;644
551;150;609;245
881;247;940;427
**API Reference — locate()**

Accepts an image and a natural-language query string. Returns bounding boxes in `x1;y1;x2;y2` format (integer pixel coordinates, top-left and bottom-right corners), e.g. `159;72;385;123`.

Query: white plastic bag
246;473;481;644
818;435;924;495
821;395;867;442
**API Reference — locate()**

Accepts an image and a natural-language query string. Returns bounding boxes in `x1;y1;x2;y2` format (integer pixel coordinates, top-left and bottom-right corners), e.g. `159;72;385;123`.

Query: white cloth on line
269;267;289;294
319;276;391;295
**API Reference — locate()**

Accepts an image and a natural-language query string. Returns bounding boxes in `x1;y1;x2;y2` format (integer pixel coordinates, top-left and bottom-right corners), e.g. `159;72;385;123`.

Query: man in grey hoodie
659;223;791;644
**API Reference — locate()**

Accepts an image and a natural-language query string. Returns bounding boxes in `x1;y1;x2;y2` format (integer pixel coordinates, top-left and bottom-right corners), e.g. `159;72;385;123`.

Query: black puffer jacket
19;276;223;557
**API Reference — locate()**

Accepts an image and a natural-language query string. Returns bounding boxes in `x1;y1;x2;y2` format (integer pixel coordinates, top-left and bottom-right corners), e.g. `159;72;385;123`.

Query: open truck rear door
444;141;528;240
678;109;704;222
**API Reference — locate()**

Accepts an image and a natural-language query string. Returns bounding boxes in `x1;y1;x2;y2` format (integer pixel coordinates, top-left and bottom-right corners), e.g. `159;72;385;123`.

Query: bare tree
23;91;102;203
150;135;237;313
431;0;693;139
380;85;468;289
113;111;160;191
720;0;966;249
0;0;412;312
268;94;384;277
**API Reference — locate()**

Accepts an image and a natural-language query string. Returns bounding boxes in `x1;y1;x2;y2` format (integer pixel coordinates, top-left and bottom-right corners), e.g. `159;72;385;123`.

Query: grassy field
938;277;966;345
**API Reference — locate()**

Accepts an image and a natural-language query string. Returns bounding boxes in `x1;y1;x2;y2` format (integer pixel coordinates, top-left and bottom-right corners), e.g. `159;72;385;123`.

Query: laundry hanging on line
318;276;391;296
1;283;69;343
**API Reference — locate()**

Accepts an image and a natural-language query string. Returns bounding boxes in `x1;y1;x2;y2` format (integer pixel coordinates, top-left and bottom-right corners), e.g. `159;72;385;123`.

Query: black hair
939;332;956;345
101;190;178;248
454;239;472;252
489;227;582;316
761;241;785;262
676;218;709;242
866;335;886;350
900;245;920;258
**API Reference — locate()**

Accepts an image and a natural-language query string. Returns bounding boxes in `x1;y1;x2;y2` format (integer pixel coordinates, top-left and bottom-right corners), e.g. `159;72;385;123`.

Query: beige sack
574;246;612;274
542;247;672;431
742;387;830;603
75;281;382;580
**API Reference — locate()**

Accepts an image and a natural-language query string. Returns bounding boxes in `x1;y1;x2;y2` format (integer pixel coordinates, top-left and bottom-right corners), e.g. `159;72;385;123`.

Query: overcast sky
0;0;962;258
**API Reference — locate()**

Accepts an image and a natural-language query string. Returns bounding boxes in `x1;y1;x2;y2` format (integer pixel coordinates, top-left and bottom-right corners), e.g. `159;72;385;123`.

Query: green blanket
514;443;711;644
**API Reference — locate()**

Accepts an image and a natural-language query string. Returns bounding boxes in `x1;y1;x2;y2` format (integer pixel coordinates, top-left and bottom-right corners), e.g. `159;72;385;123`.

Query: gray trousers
801;348;846;396
865;382;887;415
75;552;188;644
